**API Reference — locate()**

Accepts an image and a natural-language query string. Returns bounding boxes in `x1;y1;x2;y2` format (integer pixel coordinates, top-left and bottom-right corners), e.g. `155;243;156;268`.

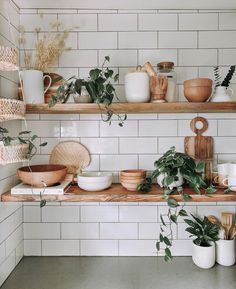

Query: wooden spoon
221;212;233;240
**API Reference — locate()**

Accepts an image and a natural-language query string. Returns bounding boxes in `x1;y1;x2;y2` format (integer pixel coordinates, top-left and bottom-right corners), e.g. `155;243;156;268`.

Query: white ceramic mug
217;163;230;175
222;175;236;191
216;239;236;266
20;70;52;104
228;164;236;175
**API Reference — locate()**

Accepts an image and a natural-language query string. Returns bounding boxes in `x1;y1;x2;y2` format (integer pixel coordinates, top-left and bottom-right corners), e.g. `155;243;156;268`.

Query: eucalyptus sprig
138;147;217;261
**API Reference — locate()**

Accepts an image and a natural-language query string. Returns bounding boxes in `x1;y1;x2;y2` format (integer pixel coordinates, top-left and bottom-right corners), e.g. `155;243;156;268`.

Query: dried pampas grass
19;19;75;72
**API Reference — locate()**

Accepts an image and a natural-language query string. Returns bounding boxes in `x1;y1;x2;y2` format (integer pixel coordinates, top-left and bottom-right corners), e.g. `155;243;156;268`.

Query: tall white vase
20;70;52;104
192;242;216;269
216;239;236;266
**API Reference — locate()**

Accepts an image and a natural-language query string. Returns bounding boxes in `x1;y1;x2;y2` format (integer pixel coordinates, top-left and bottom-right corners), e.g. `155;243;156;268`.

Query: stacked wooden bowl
120;170;146;191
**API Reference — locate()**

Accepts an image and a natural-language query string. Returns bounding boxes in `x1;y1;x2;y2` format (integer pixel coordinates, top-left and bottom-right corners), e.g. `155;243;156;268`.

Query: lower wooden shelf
1;184;236;202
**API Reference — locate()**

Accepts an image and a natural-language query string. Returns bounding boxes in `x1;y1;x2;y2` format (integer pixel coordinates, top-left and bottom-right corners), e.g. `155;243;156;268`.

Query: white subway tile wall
1;6;236;261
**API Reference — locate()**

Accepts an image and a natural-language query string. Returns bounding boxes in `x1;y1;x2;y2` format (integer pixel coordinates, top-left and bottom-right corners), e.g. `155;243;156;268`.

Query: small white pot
211;86;233;102
192;242;216;269
216;239;236;266
157;170;183;190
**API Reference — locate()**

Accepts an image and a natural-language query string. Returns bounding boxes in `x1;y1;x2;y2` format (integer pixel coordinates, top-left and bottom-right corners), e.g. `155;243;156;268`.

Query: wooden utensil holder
150;75;168;103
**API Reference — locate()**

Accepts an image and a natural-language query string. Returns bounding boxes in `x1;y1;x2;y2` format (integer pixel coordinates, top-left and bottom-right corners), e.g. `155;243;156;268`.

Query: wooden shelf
2;184;236;203
26;102;236;114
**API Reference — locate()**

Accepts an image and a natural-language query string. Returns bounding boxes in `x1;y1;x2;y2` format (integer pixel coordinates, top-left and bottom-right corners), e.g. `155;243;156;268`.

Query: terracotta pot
18;164;67;187
184;78;213;102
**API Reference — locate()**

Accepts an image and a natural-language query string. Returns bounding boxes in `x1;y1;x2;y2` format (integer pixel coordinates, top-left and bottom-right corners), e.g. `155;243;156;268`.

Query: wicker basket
0;98;25;121
0;46;18;71
0;143;29;165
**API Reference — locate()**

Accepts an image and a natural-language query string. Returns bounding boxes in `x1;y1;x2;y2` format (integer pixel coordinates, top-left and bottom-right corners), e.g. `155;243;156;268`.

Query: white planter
211;86;233;102
157;170;183;189
216;239;236;266
192;242;215;269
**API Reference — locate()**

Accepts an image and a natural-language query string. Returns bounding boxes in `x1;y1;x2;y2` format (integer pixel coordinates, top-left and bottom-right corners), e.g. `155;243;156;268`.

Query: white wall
0;1;23;286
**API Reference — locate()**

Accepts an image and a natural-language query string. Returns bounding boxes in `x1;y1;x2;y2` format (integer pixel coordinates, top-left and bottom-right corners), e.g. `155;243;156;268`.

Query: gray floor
1;257;236;289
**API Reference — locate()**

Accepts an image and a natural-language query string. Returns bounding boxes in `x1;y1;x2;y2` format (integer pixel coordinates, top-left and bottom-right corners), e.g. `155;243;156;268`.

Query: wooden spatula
221;212;233;240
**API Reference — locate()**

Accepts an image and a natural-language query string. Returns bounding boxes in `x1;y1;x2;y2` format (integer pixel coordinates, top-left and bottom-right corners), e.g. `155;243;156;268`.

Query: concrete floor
1;257;236;289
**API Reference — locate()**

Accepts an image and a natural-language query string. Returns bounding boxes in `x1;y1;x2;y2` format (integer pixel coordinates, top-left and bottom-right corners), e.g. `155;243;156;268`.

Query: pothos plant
49;56;127;127
0;126;47;207
138;147;216;262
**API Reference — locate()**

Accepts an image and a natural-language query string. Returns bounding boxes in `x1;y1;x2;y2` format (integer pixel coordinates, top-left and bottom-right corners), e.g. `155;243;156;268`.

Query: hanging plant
138;147;216;261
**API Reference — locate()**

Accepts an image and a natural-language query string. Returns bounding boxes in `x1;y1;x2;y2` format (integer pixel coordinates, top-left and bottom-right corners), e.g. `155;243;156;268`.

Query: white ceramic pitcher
20;70;52;104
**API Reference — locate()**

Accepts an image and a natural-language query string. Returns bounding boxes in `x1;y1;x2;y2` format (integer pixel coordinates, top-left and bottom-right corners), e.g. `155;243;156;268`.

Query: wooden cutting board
184;117;213;160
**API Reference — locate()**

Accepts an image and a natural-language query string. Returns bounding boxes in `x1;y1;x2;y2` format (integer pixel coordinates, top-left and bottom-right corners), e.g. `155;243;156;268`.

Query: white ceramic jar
211;86;233;102
216;239;236;266
125;68;150;103
192;242;216;269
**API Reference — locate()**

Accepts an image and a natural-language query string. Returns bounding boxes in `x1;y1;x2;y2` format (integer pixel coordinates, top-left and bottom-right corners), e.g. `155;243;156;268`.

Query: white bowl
77;172;112;191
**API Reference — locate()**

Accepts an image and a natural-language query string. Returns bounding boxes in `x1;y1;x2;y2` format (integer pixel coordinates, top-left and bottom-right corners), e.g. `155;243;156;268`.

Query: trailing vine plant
137;147;216;261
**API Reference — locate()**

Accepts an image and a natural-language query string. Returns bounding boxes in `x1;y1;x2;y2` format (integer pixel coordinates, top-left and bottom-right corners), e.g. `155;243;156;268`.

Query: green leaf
105;56;110;62
165;175;175;186
167;198;179;208
205;185;217;194
170;214;177;224
40;199;46;208
195;162;205;173
18;137;27;144
182;193;192;202
163;237;172;246
40;142;47;147
165;247;173;261
179;209;188;217
159;233;164;242
160;214;167;227
19;130;31;135
114;73;119;82
156;241;160;251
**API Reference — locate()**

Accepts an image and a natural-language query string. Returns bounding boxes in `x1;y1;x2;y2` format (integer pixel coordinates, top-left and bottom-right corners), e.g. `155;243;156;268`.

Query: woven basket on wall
0;46;18;71
0;143;29;165
0;98;25;121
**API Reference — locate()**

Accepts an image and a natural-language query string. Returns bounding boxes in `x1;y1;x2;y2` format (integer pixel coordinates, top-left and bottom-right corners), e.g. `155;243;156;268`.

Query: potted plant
211;65;236;102
184;214;220;269
49;56;127;127
138;147;216;261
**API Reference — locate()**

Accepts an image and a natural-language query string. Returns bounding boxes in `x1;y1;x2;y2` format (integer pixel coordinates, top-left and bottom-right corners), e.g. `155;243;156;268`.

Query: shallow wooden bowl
120;177;145;184
17;164;67;188
121;180;143;191
120;169;146;177
184;78;213;102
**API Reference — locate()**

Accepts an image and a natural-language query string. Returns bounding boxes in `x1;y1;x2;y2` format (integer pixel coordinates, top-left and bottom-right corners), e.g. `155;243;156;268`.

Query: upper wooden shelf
2;184;236;202
26;102;236;114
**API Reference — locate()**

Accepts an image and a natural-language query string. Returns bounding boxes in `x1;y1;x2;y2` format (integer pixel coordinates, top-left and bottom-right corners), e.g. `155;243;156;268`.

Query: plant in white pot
184;214;220;269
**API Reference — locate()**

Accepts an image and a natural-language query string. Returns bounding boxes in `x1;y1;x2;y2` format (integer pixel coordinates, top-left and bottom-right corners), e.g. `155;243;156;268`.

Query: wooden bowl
184;78;213;102
121;181;143;191
17;164;67;187
120;169;146;177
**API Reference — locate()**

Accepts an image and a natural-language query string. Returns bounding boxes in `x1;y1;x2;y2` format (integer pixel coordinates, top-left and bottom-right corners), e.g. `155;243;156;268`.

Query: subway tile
100;120;138;137
138;154;161;170
199;31;236;48
24;223;60;239
100;223;138;239
218;120;236;136
59;50;98;67
199;112;236;119
61;121;99;137
42;206;80;222
0;203;22;223
139;223;177;239
26;121;60;137
119;206;157;222
100;155;138;171
79;32;117;49
81;206;118;222
158;113;197;120
214;137;236;153
158;205;197;223
120;137;157;154
175;67;198;84
178;222;192;240
218;154;236;163
58;14;97;31
85;155;100;171
24;240;41;256
5;225;23;257
80;138;118;154
159;137;184;153
0;242;5;265
99;50;137;67
98;14;137;31
119;240;157;256
179;49;217;66
42;240;79;256
179;13;218;30
61;223;99;239
24;206;41;222
219;49;236;66
178;119;217;136
159;32;197;48
20;14;57;31
40;138;61;155
119;32;157;49
219;13;236;30
139;49;177;65
139;120;177;136
16;240;23;265
81;240;118;256
172;240;192;256
0;252;16;287
139;14;177;31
